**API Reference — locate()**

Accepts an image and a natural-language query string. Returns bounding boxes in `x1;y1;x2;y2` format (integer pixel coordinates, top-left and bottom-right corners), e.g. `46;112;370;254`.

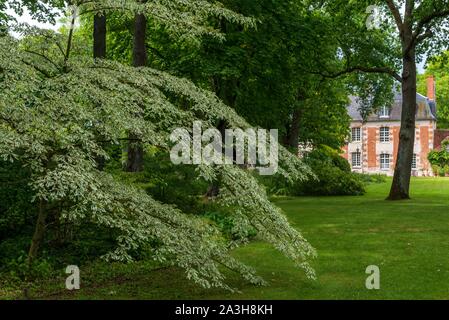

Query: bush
355;173;387;185
428;144;449;170
291;146;365;196
203;210;257;241
432;164;440;176
292;164;365;196
445;165;449;176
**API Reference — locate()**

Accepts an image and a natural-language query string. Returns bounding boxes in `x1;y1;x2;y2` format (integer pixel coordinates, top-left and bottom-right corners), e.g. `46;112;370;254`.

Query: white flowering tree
0;0;316;290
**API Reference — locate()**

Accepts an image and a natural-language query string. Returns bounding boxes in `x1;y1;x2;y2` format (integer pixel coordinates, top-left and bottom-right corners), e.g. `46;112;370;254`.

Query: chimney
427;75;436;101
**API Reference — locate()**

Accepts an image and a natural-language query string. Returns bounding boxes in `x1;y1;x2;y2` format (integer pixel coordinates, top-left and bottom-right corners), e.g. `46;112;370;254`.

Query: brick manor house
343;76;449;176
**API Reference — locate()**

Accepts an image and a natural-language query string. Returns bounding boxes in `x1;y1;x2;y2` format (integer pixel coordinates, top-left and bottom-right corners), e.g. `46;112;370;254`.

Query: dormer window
379;105;390;118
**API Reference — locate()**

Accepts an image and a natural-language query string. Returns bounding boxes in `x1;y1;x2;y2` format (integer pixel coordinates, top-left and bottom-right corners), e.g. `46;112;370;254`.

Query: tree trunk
27;200;47;267
205;120;226;198
93;14;106;59
285;108;301;151
126;12;147;172
132;13;147;68
388;39;417;200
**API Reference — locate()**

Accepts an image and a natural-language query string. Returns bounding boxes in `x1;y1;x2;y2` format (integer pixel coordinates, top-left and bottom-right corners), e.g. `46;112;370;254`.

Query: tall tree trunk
93;14;106;59
285;108;301;151
132;13;147;68
27;200;47;267
388;37;416;200
126;12;147;172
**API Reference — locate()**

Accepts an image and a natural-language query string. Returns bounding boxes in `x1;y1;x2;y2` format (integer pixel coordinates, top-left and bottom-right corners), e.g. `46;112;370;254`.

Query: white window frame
380;153;390;170
351;152;361;168
412;154;417;170
379;106;390;118
351;127;361;142
380;127;390;143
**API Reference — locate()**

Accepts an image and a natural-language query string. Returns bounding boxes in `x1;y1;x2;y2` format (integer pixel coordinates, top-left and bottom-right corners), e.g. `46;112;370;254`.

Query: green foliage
203;210;256;241
94;0;351;149
291;147;366;196
428;141;449;176
418;52;449;129
428;140;449;166
307;145;351;173
0;161;36;239
107;148;209;214
354;173;387;185
0;33;315;290
294;165;366;197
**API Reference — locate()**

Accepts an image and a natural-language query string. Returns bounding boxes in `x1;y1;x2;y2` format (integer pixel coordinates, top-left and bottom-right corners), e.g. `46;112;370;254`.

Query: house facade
342;77;438;176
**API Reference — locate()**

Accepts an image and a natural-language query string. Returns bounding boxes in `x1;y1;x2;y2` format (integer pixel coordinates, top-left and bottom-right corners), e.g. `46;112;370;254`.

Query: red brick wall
392;126;400;169
420;126;430;171
367;128;377;168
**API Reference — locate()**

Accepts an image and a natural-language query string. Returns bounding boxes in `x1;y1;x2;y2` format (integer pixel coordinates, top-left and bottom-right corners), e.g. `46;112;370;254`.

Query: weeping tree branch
24;50;62;72
21;59;53;78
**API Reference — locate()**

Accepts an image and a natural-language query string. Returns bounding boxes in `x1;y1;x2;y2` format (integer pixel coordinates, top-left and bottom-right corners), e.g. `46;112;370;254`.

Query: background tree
309;0;449;200
418;51;449;128
120;0;352;152
125;1;147;172
93;12;106;59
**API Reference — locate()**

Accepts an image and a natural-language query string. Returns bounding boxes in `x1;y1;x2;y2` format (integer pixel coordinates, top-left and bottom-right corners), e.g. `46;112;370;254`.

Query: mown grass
2;177;449;300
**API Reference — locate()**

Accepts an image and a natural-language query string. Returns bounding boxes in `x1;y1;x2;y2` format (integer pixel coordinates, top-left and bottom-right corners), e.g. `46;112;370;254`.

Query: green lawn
4;177;449;300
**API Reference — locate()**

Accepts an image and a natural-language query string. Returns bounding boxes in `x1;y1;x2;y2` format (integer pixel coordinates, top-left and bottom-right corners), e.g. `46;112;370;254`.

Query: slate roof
348;93;437;122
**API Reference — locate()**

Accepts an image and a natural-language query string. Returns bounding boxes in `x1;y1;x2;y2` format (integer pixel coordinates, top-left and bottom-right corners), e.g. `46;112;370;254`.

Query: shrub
445;165;449;176
355;173;387;185
203;210;257;241
292;163;365;196
290;146;366;196
432;164;440;176
428;144;449;169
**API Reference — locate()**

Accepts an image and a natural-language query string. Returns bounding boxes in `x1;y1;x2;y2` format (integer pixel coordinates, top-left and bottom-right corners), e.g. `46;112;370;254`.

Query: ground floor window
412;153;417;170
380;153;390;170
352;152;361;168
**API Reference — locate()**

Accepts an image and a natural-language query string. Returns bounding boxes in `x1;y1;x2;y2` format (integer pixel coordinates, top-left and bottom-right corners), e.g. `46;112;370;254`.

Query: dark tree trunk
126;12;147;172
27;200;47;267
132;13;147;68
388;35;417;200
285;108;301;151
126;134;144;172
93;14;106;59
